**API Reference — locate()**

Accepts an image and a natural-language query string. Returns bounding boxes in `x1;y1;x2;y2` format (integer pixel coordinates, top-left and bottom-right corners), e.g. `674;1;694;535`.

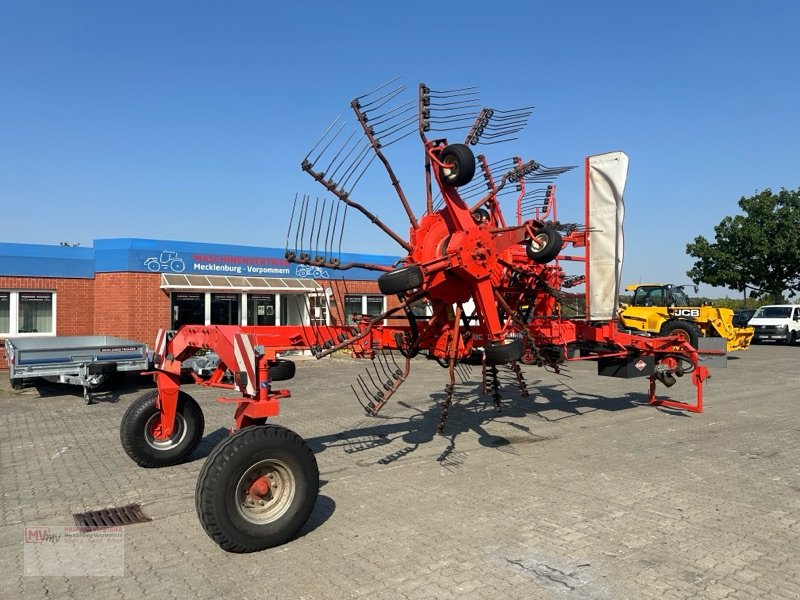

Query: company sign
94;239;391;280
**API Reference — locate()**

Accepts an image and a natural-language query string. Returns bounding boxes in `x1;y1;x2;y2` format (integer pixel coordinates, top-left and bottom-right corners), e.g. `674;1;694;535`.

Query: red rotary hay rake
120;80;711;552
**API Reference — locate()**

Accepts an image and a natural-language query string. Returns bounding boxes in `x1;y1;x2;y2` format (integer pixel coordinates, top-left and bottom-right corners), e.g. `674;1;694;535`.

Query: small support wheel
378;265;424;295
526;226;563;264
268;359;296;382
195;424;319;553
120;389;205;468
438;144;476;187
484;337;525;365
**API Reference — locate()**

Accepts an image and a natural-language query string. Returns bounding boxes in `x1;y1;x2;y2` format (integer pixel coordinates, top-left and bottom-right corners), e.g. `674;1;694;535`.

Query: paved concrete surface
1;344;798;599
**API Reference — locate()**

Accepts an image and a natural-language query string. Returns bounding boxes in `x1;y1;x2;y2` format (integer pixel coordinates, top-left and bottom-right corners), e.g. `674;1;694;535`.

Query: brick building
0;238;396;369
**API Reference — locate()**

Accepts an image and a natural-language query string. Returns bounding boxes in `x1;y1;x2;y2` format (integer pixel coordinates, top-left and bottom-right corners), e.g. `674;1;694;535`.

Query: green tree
686;188;800;302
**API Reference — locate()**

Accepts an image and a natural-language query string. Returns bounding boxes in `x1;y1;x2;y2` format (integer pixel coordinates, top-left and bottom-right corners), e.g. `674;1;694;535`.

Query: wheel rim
236;459;296;525
530;231;549;251
673;329;691;343
441;160;458;181
144;413;188;450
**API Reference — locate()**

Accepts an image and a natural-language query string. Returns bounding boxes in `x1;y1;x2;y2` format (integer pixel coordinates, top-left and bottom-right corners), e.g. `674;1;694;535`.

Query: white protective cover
587;151;629;321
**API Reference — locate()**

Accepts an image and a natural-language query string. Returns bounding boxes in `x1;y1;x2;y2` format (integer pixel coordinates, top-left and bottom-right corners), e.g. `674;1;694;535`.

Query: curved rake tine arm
323;261;393;273
351;97;419;230
302;159;412;253
313;291;427;360
369;354;412;415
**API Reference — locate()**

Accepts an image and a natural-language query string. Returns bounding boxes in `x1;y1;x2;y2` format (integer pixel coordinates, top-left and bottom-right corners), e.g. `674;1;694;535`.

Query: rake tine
321;128;358;177
285;192;299;259
340;275;355;326
302;293;323;347
303;115;342;163
323;198;336;263
377;351;395;381
297;194;310;261
338;142;374;190
371;360;390;390
356;374;375;401
380;128;418;148
345;153;378;195
313;198;327;263
327;136;367;185
307;197;320;261
308;119;348;168
337;205;348;265
371;113;418;139
355;84;407;115
350;383;370;413
365;99;416;129
353;76;403;103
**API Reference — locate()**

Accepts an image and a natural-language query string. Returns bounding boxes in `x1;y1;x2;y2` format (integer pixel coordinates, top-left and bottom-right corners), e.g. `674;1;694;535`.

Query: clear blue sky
2;1;798;297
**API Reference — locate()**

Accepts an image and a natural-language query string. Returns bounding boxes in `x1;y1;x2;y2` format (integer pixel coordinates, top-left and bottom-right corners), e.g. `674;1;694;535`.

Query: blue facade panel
0;243;95;279
2;239;397;281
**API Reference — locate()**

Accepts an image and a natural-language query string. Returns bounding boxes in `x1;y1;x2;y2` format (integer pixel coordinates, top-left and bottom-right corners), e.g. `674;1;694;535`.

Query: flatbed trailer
5;335;150;402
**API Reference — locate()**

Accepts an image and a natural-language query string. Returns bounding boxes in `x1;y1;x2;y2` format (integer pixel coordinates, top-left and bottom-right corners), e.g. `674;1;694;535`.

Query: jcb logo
671;308;700;317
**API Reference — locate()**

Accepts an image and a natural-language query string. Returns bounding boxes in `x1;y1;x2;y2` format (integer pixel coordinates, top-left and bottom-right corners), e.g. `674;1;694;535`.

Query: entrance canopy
160;274;322;292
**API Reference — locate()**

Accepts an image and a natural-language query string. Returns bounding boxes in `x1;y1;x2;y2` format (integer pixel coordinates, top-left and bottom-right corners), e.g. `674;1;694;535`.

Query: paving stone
0;345;798;598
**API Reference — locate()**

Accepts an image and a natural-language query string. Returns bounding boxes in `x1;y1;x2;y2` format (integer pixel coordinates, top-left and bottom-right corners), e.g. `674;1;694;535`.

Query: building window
210;293;241;325
0;292;9;335
247;294;276;326
344;294;385;324
365;295;384;319
280;294;307;326
171;292;204;329
0;291;56;336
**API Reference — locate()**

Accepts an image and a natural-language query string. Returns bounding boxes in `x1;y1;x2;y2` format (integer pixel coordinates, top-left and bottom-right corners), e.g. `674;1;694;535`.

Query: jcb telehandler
618;283;754;351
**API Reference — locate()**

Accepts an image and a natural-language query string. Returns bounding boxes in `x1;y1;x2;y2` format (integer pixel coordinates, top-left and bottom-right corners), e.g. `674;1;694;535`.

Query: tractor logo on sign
144;251;186;273
296;265;330;279
635;359;647;371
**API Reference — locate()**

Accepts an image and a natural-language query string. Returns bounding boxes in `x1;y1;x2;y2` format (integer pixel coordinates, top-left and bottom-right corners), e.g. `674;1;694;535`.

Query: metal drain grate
73;503;151;528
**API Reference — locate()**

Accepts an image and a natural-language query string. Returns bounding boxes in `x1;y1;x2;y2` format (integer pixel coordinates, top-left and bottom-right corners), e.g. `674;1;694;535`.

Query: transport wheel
195;425;319;553
268;359;296;382
520;348;537;366
438;143;476;187
378;265;424;295
120;389;205;468
660;320;701;349
484;337;525;365
526;226;563;264
10;377;23;390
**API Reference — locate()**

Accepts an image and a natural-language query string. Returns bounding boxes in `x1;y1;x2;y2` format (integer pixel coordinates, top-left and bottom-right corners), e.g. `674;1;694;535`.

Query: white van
748;305;800;344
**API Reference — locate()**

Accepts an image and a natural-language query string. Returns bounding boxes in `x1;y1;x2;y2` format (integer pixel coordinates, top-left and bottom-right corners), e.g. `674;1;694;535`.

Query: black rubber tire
519;348;537;366
438;144;476;187
660;320;702;349
378;265;424;295
526;226;563;264
120;389;205;468
10;378;23;390
484;337;525;365
786;331;796;346
195;424;319;553
268;359;296;382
